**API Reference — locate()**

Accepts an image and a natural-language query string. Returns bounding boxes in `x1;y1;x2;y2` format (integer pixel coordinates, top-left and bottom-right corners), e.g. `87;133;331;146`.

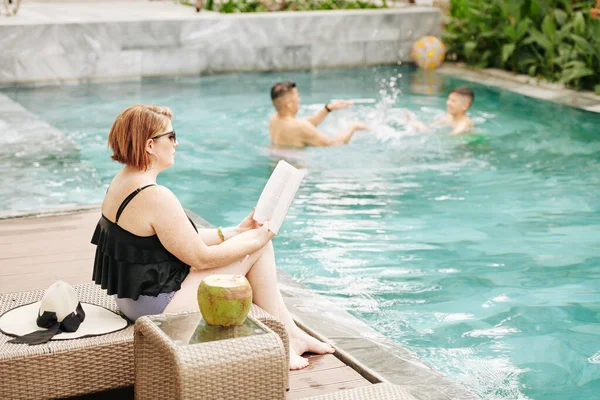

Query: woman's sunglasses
151;130;176;142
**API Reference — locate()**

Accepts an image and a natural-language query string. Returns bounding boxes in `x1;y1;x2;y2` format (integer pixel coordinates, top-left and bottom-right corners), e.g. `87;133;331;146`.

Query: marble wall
0;8;440;85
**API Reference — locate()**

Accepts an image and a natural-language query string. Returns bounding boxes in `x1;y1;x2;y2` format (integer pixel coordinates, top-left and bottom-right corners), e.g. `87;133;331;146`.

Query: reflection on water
2;66;600;399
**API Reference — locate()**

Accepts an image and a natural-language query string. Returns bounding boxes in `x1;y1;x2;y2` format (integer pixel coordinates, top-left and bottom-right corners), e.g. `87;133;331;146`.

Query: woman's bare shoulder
102;181;177;220
140;185;183;216
150;184;178;200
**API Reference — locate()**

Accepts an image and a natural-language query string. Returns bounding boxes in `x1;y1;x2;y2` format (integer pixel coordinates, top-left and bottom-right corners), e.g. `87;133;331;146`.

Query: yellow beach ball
411;36;446;70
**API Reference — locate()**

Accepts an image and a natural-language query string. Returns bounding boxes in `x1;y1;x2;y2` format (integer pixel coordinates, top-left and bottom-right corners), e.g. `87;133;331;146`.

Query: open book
253;160;305;235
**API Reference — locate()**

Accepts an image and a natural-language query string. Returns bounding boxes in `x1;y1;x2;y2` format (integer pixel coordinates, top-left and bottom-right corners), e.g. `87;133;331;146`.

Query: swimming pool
2;66;599;399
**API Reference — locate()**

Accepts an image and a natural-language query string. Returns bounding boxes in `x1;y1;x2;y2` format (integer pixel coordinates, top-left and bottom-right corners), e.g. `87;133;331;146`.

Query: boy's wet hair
271;81;296;101
450;87;474;108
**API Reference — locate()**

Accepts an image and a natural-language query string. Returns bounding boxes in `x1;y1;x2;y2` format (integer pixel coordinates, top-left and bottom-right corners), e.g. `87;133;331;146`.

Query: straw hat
0;281;128;345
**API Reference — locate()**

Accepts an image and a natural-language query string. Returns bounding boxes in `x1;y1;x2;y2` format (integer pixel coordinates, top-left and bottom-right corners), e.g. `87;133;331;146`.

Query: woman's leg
164;246;266;315
164;241;334;370
245;242;335;370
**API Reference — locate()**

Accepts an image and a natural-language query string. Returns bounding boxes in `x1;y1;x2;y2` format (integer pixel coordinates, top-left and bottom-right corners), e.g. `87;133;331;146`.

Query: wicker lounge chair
0;282;289;400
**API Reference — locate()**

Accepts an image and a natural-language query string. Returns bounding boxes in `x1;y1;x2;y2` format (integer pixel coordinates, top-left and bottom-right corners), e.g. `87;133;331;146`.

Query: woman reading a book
91;104;333;370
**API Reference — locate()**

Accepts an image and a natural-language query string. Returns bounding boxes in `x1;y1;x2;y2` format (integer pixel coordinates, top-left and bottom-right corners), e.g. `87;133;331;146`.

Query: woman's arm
197;208;259;245
149;186;274;270
197;227;238;246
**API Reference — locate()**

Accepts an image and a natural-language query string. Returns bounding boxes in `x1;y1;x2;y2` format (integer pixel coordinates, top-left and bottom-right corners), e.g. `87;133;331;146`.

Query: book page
268;170;303;233
253;160;305;234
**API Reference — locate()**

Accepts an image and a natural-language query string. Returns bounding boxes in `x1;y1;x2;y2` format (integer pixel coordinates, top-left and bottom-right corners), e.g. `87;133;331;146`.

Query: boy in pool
404;87;475;135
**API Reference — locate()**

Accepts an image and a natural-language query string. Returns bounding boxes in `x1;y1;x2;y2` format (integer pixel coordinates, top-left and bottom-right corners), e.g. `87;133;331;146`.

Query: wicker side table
134;312;287;400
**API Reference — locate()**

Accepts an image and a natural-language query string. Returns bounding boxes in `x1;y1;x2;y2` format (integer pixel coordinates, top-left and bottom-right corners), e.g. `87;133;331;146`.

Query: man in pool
269;81;370;148
405;87;475;135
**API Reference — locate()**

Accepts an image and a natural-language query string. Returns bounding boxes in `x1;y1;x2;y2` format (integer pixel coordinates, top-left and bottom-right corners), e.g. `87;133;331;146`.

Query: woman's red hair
108;105;173;170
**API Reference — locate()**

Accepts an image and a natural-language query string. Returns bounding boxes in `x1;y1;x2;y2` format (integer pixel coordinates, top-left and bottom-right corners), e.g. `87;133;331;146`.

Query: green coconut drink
197;274;253;327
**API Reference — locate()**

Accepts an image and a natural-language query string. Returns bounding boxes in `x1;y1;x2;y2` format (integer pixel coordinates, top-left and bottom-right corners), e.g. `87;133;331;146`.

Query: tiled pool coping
439;63;600;114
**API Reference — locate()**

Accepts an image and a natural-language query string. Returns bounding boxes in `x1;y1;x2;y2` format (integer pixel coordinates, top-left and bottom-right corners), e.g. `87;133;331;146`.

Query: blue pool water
2;66;600;399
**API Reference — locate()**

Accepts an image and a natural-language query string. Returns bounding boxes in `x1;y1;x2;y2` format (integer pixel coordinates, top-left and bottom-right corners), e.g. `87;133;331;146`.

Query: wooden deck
0;210;372;399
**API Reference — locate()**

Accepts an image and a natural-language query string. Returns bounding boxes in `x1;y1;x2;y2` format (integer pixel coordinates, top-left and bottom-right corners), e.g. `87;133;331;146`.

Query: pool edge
438;63;600;114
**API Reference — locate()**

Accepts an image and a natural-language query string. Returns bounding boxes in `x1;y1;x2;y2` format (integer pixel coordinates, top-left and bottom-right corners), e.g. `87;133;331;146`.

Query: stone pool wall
0;6;440;85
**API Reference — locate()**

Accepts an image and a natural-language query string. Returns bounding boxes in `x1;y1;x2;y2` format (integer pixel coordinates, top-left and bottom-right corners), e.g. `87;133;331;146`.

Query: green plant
200;0;387;13
443;0;600;91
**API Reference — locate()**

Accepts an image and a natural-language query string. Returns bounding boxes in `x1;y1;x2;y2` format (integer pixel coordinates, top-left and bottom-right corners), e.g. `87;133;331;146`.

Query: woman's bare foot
290;328;335;357
289;350;309;370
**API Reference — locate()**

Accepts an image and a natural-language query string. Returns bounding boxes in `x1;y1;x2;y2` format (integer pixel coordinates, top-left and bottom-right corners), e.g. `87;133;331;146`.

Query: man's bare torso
269;115;306;148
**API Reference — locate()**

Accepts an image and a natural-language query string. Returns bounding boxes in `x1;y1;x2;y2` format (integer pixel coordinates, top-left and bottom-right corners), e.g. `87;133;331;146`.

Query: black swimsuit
91;184;197;301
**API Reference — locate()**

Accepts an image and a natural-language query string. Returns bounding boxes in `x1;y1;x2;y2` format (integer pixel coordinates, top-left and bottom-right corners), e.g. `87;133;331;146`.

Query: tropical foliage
443;0;600;93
